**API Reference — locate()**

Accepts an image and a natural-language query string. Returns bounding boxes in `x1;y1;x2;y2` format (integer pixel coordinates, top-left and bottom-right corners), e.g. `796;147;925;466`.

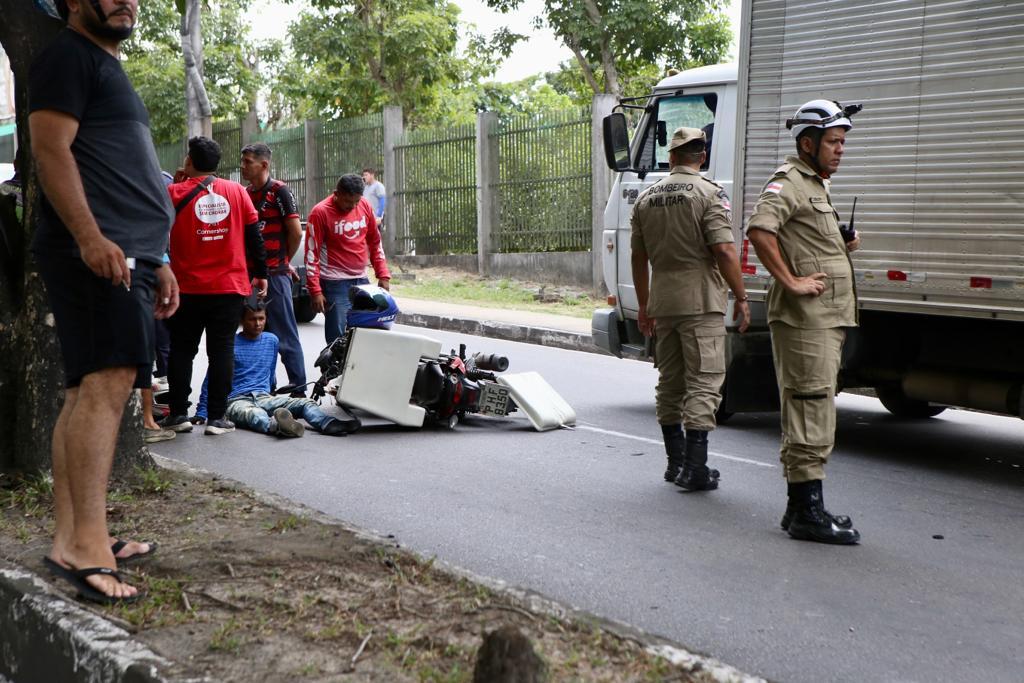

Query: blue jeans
321;276;369;344
225;392;335;433
264;273;306;389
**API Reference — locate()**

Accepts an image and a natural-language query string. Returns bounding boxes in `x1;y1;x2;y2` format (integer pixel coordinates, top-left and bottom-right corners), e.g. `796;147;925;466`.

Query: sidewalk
396;296;602;354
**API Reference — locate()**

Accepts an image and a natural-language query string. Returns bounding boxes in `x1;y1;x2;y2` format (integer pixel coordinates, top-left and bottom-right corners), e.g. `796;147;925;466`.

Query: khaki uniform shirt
746;156;858;329
630;166;734;317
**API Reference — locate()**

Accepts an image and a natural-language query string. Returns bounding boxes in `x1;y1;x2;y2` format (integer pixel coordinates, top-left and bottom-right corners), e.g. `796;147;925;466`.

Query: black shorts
36;253;157;389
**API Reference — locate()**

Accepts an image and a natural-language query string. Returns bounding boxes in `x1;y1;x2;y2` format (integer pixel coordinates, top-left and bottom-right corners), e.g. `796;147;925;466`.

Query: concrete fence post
241;110;259;146
591;94;617;294
303;119;319;216
476;111;499;276
382;106;404;256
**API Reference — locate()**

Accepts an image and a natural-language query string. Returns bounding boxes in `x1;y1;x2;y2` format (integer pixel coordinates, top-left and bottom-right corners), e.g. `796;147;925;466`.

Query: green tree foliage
486;0;732;99
282;0;536;125
123;0;274;144
285;0;464;123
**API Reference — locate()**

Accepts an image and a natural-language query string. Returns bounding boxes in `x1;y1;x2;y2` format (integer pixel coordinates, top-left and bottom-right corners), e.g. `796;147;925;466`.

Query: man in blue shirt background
193;297;354;437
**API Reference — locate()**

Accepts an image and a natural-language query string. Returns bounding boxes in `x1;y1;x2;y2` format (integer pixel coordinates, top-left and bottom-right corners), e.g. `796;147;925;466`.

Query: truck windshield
637;94;717;171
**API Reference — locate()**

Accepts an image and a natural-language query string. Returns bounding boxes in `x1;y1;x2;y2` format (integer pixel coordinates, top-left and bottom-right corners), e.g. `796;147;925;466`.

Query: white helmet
786;99;862;139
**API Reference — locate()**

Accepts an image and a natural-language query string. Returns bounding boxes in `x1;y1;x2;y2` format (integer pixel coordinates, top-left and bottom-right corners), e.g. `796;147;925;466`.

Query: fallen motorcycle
309;286;575;432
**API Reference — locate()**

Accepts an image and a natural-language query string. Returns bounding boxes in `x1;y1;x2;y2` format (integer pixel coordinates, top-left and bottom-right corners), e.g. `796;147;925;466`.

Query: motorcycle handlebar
472;353;509;372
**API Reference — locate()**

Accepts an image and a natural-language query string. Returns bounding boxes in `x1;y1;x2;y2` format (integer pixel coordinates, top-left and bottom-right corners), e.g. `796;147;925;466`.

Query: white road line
573;423;776;468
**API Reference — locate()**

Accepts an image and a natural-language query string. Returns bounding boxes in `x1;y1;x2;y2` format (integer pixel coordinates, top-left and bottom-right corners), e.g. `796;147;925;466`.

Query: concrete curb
398;311;607;355
0;560;203;683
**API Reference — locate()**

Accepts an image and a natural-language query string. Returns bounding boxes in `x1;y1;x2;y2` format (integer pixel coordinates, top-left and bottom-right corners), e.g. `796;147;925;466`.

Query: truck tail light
607;295;617;306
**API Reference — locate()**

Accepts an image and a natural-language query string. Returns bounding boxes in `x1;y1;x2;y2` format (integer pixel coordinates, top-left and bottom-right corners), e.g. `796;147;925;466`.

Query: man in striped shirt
240;143;307;396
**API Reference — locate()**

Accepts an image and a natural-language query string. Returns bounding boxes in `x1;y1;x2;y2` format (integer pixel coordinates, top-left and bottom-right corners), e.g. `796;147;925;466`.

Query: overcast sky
247;0;741;83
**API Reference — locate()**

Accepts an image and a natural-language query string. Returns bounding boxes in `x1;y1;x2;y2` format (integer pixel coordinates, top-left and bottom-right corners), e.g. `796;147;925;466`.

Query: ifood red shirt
168;176;259;295
305;195;390;296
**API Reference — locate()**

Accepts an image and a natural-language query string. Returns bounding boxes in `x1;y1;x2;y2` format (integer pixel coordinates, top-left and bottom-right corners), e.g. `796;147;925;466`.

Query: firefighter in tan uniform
631;127;751;491
747;99;863;545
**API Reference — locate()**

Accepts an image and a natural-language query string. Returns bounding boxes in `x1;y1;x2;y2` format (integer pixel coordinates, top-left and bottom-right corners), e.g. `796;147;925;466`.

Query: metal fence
492;108;592;252
212;119;243;182
145;104;595;259
154;139;186;175
259;124;307;212
392;123;478;255
314;112;384;205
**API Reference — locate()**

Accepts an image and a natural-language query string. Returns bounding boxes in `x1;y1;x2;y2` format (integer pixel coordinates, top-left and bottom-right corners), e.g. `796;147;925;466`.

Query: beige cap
667;127;706;152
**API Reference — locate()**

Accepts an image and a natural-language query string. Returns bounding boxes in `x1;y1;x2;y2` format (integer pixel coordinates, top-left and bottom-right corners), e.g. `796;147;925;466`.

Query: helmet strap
799;132;830;179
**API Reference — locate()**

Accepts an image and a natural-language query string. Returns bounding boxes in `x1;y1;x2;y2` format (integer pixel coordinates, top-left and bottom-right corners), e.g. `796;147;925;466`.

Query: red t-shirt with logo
168;176;260;295
304;195;390;296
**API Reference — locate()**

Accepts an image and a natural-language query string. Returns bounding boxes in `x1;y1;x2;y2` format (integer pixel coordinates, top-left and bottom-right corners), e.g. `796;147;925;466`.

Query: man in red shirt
165;136;267;435
305;173;391;343
240;142;306;395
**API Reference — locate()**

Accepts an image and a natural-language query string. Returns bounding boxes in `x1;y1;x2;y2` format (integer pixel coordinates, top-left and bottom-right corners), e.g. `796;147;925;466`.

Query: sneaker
204;418;235;435
272;408;304;438
144;427;176;444
161;415;193;433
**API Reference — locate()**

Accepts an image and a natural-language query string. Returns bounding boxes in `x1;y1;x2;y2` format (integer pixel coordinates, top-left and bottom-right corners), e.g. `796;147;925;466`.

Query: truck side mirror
657;121;667;147
602;113;631;172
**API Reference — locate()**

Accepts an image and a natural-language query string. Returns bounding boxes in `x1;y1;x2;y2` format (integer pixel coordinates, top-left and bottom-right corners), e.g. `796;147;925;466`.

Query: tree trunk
0;5;153;479
182;0;212;138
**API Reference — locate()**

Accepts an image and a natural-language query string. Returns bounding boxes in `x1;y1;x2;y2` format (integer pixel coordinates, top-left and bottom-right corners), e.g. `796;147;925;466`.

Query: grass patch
0;473;53;518
390;270;600;319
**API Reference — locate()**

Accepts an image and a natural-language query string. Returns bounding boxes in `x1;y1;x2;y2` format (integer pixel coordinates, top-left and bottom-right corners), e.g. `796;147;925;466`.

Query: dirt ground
0;462;717;682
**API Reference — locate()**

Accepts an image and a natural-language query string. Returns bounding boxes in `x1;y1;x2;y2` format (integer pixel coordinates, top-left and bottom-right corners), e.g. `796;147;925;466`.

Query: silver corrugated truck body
735;0;1024;320
731;0;1024;418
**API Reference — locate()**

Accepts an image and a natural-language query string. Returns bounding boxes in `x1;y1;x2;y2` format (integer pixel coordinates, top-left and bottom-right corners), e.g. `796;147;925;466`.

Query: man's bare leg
49;386;78;566
141;388;160;430
56;366;139;599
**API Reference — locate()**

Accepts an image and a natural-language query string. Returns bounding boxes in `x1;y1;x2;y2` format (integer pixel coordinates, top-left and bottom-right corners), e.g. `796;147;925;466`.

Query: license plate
479;382;512;416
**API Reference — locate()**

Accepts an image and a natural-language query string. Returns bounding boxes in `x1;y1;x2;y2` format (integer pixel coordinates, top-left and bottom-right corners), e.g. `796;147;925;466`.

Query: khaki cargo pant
769;322;845;483
654;313;726;431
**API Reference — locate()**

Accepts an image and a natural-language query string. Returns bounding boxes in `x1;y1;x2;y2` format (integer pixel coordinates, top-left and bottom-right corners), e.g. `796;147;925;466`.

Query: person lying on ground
191;296;353;437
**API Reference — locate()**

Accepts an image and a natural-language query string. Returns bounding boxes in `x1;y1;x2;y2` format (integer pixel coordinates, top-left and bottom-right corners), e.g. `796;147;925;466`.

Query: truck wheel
294;296;315;324
876;386;946;418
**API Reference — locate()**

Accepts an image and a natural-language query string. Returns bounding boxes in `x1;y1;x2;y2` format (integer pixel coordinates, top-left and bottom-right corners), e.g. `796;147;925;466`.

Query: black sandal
43;557;144;605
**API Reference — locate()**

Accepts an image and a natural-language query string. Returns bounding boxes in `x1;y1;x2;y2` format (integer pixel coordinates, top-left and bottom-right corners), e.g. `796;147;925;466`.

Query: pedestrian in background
240;142;307;396
30;0;176;604
631;127;750;492
746;99;863;545
361;167;387;225
306;173;391;344
164;136;267;435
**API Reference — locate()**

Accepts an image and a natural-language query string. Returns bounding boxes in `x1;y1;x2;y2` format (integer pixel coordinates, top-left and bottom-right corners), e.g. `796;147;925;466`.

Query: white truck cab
593;63;738;359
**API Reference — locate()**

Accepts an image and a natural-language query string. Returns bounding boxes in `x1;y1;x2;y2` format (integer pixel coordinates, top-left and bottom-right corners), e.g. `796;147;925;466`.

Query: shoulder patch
764;181;784;195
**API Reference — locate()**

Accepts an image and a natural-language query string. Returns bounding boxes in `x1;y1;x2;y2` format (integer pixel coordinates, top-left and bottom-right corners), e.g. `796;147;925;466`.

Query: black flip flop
42;557;144;605
111;539;158;564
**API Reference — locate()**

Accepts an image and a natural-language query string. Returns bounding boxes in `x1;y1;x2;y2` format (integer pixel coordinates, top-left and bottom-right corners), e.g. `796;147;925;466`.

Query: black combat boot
673;430;720;491
785;480;860;545
661;424;685;482
780;481;852;530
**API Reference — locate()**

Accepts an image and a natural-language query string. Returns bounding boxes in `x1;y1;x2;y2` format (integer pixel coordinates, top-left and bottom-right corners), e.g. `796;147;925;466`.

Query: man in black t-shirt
29;0;178;605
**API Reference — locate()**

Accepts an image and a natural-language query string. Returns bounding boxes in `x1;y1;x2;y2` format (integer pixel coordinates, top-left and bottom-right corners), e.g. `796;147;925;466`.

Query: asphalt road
156;319;1024;683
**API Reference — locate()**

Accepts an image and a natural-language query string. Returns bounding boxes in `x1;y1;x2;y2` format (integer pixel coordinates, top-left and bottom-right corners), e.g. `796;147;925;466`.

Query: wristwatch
736;295;749;302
